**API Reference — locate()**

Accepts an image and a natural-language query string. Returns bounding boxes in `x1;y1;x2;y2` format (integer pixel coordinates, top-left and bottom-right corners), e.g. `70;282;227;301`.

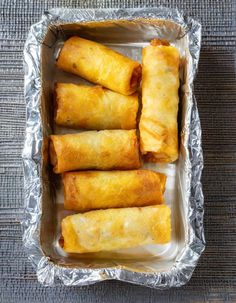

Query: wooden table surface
0;0;235;302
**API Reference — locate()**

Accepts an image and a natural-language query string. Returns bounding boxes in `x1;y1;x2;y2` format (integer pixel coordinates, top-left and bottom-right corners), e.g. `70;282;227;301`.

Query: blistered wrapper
23;7;205;288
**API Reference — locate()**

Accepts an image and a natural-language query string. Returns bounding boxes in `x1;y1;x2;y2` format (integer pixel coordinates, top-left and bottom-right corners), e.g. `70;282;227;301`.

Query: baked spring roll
55;83;139;130
50;130;140;173
61;205;171;253
63;170;166;211
139;39;180;162
56;36;142;95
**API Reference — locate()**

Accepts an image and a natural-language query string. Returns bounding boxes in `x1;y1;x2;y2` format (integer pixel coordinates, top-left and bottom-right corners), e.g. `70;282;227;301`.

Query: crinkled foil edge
22;7;205;288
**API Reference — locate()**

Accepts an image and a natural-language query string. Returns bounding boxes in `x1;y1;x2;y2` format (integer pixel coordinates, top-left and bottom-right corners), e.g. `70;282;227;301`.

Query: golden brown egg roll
56;36;142;95
61;205;171;253
63;170;166;211
50;130;140;173
139;39;180;163
55;83;139;130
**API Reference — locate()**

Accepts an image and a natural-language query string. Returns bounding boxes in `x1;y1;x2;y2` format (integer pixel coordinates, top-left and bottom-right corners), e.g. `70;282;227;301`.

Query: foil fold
23;7;205;288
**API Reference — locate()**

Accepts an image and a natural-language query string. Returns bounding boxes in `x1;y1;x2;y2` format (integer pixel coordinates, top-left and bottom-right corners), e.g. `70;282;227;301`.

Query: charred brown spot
130;65;142;89
59;236;64;248
150;39;170;46
72;63;77;69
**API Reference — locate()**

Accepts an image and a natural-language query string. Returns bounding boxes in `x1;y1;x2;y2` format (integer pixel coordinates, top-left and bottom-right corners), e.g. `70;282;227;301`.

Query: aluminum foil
22;7;205;288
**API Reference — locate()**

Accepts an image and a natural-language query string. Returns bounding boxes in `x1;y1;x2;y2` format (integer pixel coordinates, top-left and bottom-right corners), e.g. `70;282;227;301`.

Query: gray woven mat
0;1;235;302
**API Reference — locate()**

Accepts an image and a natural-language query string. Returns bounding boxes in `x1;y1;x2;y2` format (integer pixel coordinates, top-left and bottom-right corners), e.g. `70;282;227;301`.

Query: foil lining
22;7;205;288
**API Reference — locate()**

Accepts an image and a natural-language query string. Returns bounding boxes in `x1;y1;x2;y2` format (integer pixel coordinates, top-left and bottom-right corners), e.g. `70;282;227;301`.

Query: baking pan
23;7;205;288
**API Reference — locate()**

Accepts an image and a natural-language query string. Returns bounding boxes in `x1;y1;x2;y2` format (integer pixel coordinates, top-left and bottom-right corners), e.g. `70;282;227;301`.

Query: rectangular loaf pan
23;7;205;288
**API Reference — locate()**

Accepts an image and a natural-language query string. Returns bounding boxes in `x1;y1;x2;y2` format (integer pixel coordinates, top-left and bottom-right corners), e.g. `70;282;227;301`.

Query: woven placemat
0;1;235;302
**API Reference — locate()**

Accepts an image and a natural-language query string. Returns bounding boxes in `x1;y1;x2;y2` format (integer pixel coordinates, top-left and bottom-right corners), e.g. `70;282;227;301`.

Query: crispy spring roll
63;170;166;211
55;83;139;130
139;39;180;162
56;36;142;95
50;130;140;173
61;205;171;253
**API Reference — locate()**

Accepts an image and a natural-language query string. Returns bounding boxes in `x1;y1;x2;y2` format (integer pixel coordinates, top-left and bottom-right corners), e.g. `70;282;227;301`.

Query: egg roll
61;205;171;253
63;170;166;211
139;39;180;162
50;130;140;173
56;36;142;95
55;83;138;130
